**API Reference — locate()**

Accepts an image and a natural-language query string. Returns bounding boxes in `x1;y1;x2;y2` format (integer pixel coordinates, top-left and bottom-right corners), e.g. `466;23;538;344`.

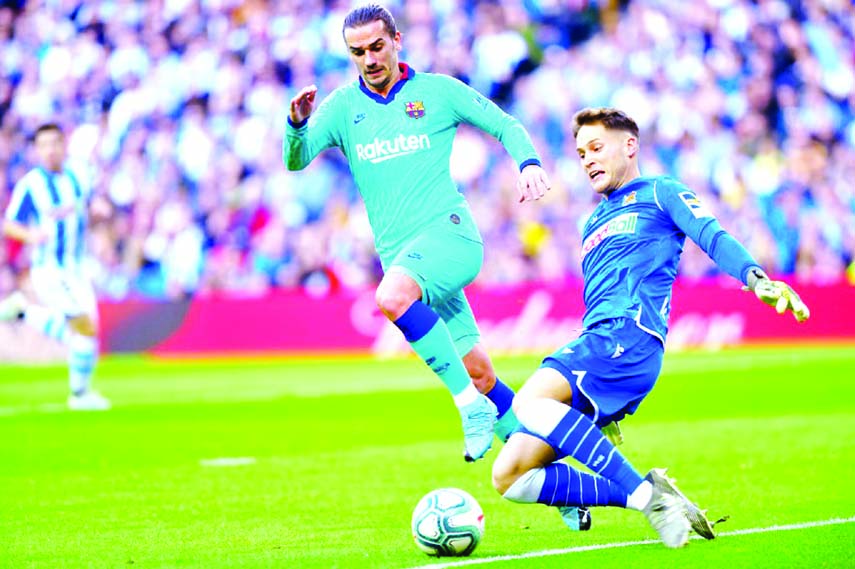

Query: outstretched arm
658;180;810;322
744;268;810;322
442;76;547;202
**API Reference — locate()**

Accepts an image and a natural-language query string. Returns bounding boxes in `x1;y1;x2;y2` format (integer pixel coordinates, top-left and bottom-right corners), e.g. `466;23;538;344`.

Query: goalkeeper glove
745;268;810;322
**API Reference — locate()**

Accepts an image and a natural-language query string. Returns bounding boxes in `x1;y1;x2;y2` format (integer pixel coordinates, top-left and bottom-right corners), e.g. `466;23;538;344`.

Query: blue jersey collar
604;176;646;200
358;63;414;104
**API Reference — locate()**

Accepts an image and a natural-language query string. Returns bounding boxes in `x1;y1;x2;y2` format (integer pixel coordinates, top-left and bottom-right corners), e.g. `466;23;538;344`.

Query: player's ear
625;135;639;160
394;31;402;51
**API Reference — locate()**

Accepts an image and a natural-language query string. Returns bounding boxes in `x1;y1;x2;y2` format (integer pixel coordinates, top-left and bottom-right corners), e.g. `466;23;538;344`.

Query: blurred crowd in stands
1;0;853;300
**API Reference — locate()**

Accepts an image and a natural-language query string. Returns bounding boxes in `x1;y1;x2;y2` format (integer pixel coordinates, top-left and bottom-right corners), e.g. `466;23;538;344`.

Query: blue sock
485;378;514;420
537;462;628;507
518;400;644;494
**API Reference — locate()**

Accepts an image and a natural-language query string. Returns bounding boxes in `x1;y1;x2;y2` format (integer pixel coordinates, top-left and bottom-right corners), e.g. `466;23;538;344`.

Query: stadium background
0;0;854;358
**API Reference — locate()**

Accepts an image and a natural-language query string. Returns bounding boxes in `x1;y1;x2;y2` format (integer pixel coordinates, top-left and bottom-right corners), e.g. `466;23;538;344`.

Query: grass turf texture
1;346;853;568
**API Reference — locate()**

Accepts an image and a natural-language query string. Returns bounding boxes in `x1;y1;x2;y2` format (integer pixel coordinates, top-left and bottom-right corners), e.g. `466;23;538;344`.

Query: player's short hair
33;122;63;141
343;4;397;38
572;108;639;139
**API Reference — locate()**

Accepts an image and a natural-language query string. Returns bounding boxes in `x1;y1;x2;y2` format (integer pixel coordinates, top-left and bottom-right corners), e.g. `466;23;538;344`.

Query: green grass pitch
1;345;853;568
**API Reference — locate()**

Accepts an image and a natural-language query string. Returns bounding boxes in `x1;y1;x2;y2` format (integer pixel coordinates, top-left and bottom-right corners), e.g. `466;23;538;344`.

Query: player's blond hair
571;108;639;139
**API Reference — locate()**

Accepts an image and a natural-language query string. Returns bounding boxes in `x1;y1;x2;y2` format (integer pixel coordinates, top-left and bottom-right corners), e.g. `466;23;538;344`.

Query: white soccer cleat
0;291;27;321
460;394;497;462
642;469;690;548
647;468;719;539
68;390;111;411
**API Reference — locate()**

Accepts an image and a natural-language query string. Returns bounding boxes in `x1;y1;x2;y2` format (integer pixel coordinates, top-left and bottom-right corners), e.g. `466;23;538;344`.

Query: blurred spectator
1;0;853;301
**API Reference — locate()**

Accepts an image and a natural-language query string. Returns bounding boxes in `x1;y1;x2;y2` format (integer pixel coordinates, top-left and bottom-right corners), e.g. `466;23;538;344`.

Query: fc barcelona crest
405;101;425;118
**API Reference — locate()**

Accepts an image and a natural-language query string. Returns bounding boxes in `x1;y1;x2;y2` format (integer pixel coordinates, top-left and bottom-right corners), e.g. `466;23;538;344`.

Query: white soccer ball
411;487;484;557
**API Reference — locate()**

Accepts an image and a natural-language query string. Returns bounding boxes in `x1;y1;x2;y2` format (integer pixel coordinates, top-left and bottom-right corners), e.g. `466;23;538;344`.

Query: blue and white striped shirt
4;164;91;271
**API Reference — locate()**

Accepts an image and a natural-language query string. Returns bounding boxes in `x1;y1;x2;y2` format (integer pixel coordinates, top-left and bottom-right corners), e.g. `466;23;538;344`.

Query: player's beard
364;66;390;90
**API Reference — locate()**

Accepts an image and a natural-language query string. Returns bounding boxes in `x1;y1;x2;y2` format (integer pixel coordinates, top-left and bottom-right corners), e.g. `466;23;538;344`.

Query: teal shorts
386;222;484;357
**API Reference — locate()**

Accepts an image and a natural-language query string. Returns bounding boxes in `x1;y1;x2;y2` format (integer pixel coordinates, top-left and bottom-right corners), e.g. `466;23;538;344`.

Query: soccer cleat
646;468;720;539
558;506;592;531
68;390;111;411
494;409;519;443
460;394;497;462
0;291;27;321
642;469;690;548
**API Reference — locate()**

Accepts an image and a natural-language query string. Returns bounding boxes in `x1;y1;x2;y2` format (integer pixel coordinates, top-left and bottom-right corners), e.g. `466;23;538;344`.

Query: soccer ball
411;487;484;557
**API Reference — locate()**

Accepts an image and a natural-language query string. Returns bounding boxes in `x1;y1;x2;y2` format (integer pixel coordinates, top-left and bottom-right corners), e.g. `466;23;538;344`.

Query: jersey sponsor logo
581;212;639;259
404;101;425;118
679;191;713;219
355;134;431;163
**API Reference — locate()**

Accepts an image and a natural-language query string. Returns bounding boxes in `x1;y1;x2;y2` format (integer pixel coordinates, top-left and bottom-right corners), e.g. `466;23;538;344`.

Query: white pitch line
0;402;68;416
402;515;855;569
199;457;257;467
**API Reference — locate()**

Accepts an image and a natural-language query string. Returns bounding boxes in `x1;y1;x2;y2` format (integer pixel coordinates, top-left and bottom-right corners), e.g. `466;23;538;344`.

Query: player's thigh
514;367;574;410
493;432;557;493
30;267;97;320
388;227;483;307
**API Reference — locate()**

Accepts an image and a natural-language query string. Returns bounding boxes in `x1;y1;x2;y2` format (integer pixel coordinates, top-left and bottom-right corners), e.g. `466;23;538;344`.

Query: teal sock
394;301;472;397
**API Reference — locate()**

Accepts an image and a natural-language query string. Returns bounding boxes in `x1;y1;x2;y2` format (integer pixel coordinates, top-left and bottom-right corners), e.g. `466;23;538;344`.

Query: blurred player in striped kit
0;123;110;411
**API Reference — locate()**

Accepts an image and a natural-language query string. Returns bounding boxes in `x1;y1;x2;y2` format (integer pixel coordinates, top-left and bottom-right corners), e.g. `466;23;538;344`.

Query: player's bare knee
491;452;523;496
374;287;411;320
68;316;96;337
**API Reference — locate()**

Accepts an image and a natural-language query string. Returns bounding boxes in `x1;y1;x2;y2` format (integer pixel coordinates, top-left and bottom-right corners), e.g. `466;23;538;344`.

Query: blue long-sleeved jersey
580;175;760;343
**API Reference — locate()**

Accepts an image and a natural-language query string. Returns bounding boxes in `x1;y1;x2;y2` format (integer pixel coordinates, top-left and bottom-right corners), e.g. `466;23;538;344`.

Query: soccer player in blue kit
491;108;810;546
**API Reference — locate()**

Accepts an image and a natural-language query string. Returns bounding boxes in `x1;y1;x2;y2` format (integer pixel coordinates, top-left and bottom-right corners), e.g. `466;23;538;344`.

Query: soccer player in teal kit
491;108;810;547
283;4;552;466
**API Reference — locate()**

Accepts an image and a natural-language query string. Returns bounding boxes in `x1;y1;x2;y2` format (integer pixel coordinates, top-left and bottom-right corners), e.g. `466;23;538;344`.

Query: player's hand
516;164;551;203
290;85;318;124
746;273;810;322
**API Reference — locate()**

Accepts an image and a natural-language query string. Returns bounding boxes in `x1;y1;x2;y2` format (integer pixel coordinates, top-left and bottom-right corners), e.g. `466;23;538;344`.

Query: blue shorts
541;318;664;427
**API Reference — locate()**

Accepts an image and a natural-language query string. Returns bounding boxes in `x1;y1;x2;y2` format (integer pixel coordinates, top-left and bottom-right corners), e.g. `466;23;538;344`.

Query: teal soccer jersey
283;64;542;266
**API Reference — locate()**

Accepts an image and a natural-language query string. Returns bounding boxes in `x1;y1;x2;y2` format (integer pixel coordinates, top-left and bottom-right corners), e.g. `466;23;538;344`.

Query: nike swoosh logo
354;114;366;124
